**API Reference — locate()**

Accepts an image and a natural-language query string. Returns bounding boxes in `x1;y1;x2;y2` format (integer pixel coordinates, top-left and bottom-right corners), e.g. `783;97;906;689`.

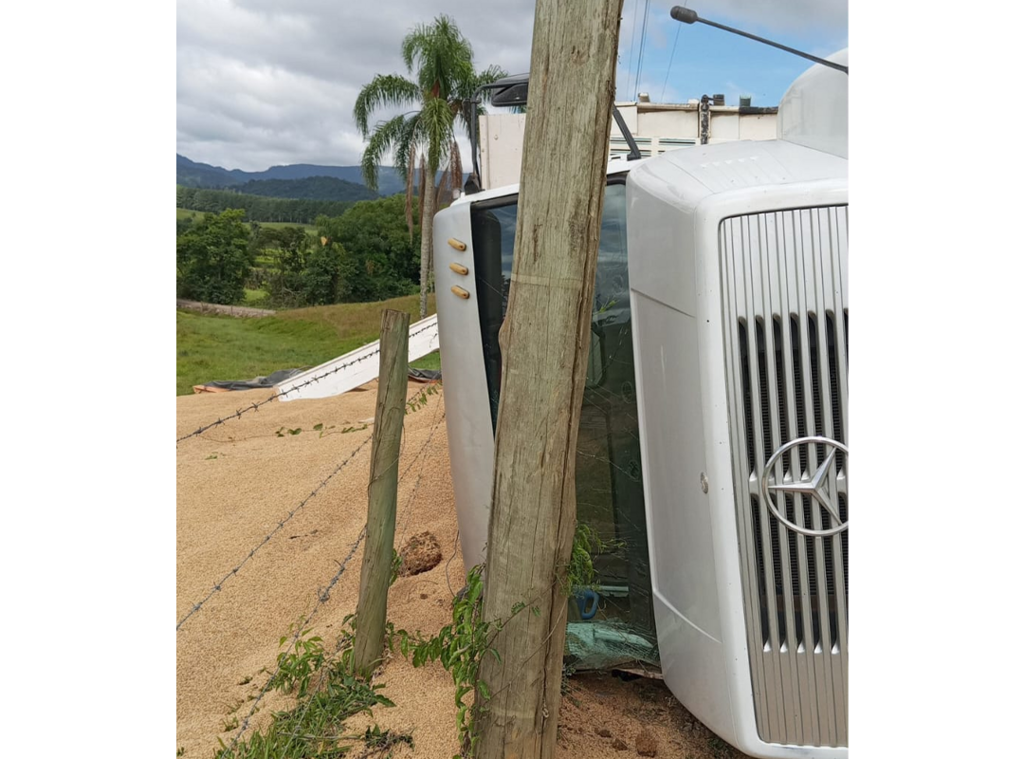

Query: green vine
216;619;394;759
405;382;440;414
382;521;614;758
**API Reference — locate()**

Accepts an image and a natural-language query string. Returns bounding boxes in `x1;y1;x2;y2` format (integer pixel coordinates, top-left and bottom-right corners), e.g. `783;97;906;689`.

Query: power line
633;0;652;98
661;22;682;102
624;0;640;100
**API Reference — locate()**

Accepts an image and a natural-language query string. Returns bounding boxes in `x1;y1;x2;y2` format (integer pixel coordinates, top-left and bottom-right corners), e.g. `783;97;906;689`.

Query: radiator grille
720;206;848;748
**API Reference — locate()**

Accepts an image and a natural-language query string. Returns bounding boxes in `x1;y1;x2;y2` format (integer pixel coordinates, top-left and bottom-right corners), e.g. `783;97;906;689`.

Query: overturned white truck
433;47;848;759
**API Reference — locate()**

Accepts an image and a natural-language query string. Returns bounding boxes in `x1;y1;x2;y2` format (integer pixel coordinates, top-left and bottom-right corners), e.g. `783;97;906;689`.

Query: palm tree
354;15;506;319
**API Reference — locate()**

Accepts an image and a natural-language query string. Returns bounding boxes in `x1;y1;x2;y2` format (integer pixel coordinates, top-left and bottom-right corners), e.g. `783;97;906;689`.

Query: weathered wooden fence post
352;308;409;675
475;1;624;757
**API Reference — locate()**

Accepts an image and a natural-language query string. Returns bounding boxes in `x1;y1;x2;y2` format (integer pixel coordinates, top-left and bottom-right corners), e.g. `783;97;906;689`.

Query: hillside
234;176;377;202
176;294;438;395
176;154;418;197
176;185;354;225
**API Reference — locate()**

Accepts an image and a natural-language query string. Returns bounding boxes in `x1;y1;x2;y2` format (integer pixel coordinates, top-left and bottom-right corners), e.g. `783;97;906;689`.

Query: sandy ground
177;383;749;759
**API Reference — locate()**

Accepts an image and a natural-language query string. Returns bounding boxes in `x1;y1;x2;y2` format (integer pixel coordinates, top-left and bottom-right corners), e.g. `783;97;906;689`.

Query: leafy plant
271;626;326;698
216;619;394;759
565;522;623;594
361;725;414;758
216;673;394;759
390;550;403;587
405;382;440;414
313;422;336;438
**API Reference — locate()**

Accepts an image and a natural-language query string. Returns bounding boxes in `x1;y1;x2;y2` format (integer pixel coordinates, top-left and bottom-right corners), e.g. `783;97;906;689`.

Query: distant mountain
176;154;416;197
176;155;243;188
235;176;377;203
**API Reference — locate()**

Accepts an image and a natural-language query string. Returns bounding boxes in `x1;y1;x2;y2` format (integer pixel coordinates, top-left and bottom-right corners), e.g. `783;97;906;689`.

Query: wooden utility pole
352;309;409;675
475;2;624;758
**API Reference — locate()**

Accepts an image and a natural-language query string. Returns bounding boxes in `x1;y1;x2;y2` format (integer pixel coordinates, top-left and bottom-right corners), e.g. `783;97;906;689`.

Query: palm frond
353;74;419;137
393;113;422;186
449;65;510;131
360;113;410;192
401;14;474;101
436;140;463;208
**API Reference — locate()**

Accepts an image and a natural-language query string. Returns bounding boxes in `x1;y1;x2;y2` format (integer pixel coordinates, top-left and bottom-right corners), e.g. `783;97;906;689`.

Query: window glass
470;182;657;659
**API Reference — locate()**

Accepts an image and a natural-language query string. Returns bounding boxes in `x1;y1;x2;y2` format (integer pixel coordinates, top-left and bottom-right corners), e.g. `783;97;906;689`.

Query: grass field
177;207;316;232
177;293;438;395
243;288;269;305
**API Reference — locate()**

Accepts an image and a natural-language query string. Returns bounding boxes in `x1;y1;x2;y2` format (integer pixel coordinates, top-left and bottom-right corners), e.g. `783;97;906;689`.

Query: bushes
176;209;254;304
176;196;423;308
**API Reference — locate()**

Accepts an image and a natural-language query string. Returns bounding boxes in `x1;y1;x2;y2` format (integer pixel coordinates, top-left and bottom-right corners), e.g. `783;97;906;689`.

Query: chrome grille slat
740;216;787;741
778;211;821;743
798;211;836;745
720;222;772;735
753;215;800;741
720;206;848;748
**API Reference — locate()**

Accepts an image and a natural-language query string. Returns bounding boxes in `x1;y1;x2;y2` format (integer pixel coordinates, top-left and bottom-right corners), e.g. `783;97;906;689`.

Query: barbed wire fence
218;525;368;757
176;432;374;631
178;367;449;753
231;399;449;754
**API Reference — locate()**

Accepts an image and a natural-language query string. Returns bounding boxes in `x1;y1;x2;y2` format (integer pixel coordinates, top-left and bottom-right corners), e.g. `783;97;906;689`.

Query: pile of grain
176;383;748;759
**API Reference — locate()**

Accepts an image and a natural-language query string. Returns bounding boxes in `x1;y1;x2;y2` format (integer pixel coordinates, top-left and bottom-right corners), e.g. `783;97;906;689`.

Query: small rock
635;728;658;757
419;593;429;599
596;727;612;738
612;738;628;751
398;532;443;576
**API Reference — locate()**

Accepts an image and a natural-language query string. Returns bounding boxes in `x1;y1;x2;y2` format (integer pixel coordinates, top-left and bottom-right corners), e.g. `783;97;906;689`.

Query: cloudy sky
177;0;847;171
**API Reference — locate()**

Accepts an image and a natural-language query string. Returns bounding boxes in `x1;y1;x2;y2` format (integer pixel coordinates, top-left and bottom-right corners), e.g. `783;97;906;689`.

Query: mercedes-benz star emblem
760;436;848;538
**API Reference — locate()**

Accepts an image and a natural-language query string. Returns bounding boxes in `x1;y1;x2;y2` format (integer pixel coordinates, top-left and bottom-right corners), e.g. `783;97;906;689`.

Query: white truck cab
433;49;849;758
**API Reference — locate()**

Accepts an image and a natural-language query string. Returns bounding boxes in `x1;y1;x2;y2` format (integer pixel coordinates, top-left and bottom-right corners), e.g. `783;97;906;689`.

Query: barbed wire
397;404;447;546
176;432;373;631
219;524;368;757
179;376;444;631
274;390;445;756
185;370;447;753
178;319;438;445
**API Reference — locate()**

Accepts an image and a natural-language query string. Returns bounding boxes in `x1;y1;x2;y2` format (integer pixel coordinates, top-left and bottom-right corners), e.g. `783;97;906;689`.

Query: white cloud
177;0;846;170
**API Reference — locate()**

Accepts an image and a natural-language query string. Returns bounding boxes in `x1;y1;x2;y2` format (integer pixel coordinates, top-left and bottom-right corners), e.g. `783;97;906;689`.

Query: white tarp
275;315;439;402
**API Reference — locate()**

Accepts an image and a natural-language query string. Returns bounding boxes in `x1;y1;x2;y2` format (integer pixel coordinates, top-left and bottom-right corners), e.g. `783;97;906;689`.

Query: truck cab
433;50;849;758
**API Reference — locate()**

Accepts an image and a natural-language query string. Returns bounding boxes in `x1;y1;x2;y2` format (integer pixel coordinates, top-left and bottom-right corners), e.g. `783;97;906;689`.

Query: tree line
176;195;421;308
234;176;377;203
177;186;355;225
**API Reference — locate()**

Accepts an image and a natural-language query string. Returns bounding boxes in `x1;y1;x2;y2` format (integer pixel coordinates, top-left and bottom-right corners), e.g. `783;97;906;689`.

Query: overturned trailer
434;48;849;759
